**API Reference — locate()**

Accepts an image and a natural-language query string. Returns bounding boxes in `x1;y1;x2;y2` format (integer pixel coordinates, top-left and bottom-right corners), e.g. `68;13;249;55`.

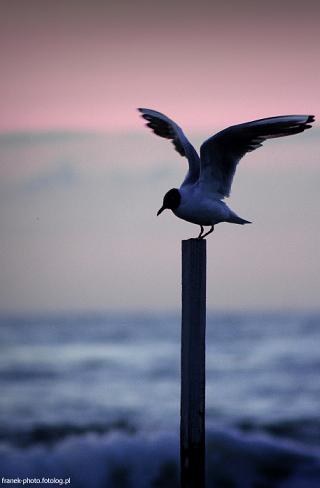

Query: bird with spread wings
139;108;315;238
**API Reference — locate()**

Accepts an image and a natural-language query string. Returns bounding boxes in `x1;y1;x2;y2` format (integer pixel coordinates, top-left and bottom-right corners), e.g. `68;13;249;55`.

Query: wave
1;427;320;488
0;420;137;448
3;417;320;450
236;417;320;449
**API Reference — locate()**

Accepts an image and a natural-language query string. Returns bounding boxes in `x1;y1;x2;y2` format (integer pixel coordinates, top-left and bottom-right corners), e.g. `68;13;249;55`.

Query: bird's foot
201;225;214;238
197;225;205;239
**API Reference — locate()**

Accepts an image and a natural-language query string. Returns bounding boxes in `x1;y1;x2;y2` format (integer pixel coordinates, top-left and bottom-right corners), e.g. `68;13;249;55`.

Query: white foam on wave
1;428;320;488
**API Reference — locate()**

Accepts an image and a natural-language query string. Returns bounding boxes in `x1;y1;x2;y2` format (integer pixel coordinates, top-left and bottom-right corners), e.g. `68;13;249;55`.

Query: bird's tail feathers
228;215;252;225
239;218;252;225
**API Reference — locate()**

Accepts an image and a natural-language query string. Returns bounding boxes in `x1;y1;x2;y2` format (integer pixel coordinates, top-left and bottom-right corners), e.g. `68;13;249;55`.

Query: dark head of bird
157;188;181;216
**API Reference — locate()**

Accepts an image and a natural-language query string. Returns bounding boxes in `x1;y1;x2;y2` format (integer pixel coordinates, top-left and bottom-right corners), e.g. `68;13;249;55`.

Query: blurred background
0;0;320;486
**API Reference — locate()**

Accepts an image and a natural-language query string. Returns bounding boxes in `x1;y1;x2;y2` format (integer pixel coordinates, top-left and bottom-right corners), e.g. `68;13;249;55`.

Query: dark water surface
0;311;319;487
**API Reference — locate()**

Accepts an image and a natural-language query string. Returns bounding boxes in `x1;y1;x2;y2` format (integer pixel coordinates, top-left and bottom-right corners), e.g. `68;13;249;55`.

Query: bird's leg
202;225;214;238
197;225;204;239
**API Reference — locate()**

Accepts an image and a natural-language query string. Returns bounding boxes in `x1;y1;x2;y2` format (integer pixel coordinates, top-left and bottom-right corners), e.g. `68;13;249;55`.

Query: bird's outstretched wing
199;115;315;197
138;108;201;185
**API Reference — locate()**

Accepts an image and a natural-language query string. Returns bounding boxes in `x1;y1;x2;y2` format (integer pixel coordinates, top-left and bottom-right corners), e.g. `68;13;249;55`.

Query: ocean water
0;311;320;487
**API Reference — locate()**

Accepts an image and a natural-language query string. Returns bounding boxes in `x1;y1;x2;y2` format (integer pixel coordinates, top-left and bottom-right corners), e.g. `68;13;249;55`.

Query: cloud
21;161;78;193
0;130;319;312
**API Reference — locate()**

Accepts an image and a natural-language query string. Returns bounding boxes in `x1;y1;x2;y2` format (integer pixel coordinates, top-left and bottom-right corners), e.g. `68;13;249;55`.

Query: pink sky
0;0;319;132
0;0;319;312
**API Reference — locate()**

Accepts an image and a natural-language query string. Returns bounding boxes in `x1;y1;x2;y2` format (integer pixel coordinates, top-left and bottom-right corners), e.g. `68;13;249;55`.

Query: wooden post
180;238;206;488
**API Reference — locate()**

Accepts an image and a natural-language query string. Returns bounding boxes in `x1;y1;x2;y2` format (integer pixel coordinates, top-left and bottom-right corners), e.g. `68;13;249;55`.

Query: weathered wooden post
180;238;206;488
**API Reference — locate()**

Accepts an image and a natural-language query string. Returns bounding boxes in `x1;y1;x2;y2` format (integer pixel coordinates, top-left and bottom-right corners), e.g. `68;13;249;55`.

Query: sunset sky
0;0;319;312
1;0;319;132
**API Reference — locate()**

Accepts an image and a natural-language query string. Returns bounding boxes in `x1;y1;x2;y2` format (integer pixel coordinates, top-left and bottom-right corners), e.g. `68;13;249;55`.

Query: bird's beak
157;205;165;216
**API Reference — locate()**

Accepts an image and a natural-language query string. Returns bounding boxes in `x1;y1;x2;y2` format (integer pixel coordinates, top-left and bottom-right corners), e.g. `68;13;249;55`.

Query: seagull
138;108;315;238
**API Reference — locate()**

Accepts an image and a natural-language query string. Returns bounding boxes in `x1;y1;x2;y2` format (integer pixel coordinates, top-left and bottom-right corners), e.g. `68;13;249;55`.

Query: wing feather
199;115;315;197
138;108;200;185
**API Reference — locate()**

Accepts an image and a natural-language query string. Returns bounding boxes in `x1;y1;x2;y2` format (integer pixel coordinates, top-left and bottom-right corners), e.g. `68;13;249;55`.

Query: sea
0;311;320;488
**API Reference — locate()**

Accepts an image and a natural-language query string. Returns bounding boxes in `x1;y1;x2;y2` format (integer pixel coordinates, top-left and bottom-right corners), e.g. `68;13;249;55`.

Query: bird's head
157;188;181;216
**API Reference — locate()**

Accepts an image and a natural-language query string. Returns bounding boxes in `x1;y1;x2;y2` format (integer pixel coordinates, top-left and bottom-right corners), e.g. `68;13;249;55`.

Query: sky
0;0;319;313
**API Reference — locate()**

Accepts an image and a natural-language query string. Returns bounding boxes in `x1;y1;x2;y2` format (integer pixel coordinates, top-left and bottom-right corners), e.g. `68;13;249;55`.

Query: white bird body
175;184;237;226
139;108;315;238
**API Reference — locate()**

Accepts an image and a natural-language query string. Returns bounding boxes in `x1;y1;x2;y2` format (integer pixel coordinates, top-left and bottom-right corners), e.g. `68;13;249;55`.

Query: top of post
182;238;207;248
